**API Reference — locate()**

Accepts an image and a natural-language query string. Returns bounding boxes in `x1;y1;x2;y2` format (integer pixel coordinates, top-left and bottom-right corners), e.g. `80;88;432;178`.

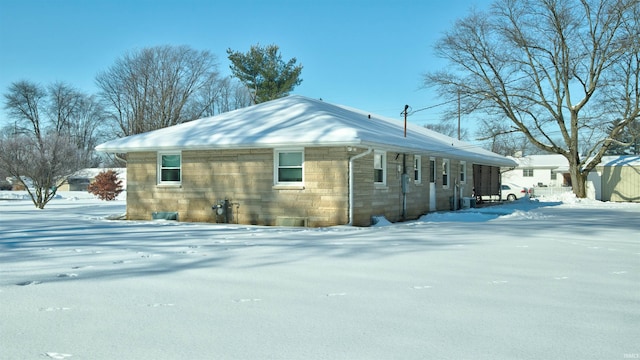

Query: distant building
503;154;640;202
57;168;127;192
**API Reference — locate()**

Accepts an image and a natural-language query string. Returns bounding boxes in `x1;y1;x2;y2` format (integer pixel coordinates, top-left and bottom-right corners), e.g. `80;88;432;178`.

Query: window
275;149;304;184
429;158;436;184
459;161;466;184
374;151;386;185
551;171;557;180
158;152;181;185
523;168;534;177
442;159;450;188
414;155;422;184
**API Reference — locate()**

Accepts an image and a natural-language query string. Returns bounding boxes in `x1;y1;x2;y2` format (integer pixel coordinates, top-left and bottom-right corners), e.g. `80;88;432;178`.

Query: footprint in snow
554;276;569;280
490;280;509;284
16;280;42;286
44;353;72;359
412;285;433;290
56;273;78;277
326;293;347;297
233;298;262;303
146;303;175;307
611;271;627;275
40;307;71;312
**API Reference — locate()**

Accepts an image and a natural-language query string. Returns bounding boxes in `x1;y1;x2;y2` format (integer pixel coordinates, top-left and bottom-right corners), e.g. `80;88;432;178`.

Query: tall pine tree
227;44;303;104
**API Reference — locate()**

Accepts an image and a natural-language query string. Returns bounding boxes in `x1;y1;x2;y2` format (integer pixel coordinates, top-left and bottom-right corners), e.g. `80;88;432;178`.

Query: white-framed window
523;168;534;177
429;157;436;184
374;150;386;185
551;171;557;180
158;152;182;185
275;149;304;185
442;159;450;189
414;155;422;184
459;161;466;184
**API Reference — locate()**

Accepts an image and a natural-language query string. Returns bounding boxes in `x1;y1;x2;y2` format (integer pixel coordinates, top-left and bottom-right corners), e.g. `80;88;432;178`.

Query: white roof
598;155;640;167
96;95;516;167
68;168;127;179
508;154;640;169
508;154;568;168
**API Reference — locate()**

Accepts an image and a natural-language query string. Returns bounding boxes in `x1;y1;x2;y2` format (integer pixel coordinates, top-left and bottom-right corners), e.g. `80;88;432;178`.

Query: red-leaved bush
87;170;123;201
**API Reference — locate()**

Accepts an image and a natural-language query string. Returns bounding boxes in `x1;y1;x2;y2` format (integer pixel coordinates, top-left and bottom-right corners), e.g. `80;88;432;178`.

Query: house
502;154;571;189
57;168;127;192
503;154;640;202
96;95;516;226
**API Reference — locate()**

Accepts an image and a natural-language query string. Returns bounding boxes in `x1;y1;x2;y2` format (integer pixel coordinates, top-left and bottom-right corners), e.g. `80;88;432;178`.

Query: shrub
87;170;123;201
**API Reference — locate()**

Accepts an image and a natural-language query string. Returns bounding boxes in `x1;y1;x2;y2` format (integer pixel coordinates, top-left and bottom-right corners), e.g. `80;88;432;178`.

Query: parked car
501;183;530;201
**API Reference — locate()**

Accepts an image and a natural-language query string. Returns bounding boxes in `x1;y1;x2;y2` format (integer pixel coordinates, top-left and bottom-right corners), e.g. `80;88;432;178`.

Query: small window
459;161;466;184
442;159;450;189
414;155;422;183
523;168;534;177
551;171;557;180
158;152;181;185
275;149;304;184
429;158;436;184
374;151;386;185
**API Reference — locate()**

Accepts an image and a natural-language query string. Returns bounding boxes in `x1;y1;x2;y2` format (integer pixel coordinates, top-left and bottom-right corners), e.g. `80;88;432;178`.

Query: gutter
348;147;373;226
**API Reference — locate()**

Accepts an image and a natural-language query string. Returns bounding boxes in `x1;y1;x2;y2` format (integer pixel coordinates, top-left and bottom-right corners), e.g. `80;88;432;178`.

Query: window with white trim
523;168;534;177
442;159;450;188
414;155;422;184
275;149;304;185
374;151;386;185
459;161;466;184
158;152;181;185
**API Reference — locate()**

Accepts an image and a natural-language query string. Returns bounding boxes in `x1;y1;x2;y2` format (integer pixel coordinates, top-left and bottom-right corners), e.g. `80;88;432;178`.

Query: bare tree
0;132;81;208
1;80;103;208
425;0;640;197
424;121;469;140
475;119;542;156
96;45;221;137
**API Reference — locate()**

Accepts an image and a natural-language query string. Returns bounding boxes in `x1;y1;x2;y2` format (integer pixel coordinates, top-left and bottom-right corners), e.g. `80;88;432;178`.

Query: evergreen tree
227;44;303;104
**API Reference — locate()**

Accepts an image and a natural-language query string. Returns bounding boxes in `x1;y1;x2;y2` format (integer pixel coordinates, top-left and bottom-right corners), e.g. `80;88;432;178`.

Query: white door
429;158;436;211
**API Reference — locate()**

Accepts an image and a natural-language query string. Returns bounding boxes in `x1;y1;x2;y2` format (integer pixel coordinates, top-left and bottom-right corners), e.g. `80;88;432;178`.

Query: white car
501;184;530;201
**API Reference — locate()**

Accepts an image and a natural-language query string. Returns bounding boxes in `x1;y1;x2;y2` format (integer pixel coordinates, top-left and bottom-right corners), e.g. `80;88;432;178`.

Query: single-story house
57;168;127;191
503;154;640;202
96;95;516;226
503;154;571;188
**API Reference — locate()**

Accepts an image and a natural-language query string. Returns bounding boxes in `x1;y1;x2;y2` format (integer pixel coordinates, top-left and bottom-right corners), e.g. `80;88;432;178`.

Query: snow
96;95;517;167
1;191;639;359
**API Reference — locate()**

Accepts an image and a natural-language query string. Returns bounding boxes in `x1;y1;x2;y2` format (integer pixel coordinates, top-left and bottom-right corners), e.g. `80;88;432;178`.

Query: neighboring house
503;154;571;189
57;168;127;192
96;95;516;227
503;154;640;202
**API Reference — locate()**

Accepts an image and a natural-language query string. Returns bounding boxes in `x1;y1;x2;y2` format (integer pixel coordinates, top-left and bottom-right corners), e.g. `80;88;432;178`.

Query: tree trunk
569;162;588;198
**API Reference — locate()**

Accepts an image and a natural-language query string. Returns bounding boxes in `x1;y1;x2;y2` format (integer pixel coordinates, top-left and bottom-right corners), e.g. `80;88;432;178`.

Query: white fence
531;186;573;198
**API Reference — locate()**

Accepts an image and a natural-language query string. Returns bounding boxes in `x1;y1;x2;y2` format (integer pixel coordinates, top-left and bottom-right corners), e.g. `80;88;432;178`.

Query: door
429;157;436;211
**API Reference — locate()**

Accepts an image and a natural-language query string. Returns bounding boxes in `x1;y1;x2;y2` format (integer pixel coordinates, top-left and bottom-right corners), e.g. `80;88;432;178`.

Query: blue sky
0;0;491;130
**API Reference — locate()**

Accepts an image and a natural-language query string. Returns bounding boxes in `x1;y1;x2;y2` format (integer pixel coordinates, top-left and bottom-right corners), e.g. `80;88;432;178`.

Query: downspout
348;147;373;226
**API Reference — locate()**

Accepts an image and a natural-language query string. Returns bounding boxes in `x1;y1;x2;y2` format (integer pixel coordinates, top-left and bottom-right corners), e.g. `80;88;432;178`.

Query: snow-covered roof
68;168;127;179
508;154;568;169
96;95;516;167
598;155;640;167
508;154;640;169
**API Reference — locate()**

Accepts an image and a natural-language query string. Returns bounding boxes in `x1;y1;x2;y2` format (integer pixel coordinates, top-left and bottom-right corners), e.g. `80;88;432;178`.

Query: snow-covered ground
1;192;638;360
